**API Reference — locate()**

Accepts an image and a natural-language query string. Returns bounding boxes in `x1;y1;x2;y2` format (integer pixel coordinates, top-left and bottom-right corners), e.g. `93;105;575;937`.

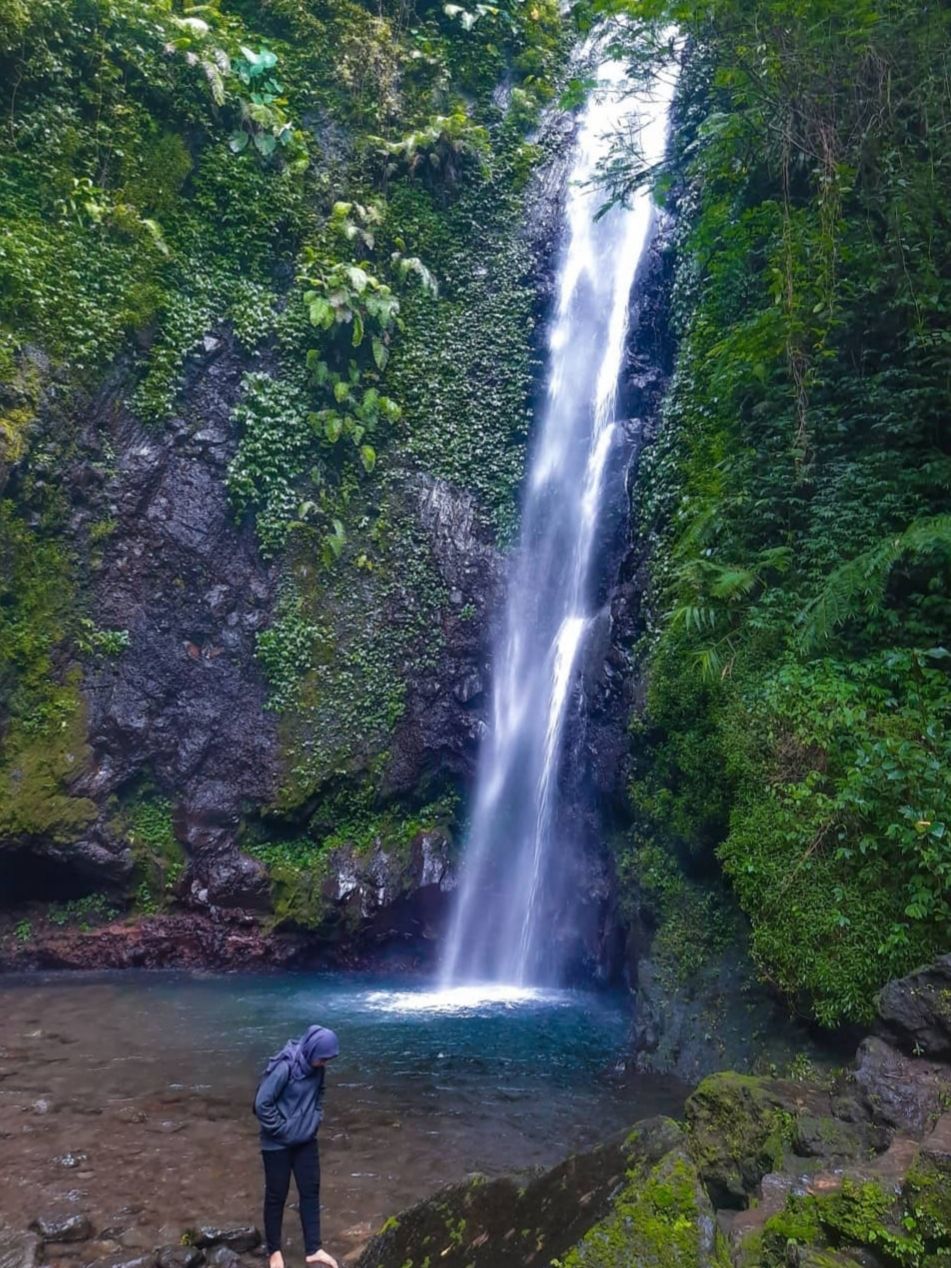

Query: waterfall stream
440;50;677;988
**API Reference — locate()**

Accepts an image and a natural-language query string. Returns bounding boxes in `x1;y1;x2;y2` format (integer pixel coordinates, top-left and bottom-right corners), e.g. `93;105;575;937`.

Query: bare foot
269;1253;284;1268
305;1252;338;1268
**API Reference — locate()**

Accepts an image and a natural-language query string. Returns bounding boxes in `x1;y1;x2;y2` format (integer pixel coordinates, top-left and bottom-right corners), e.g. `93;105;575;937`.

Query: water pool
0;972;686;1262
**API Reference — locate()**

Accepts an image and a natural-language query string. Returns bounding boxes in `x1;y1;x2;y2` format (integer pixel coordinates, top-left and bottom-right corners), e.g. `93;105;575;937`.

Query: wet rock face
875;954;951;1059
853;1035;951;1135
71;335;279;906
384;475;503;798
4;911;308;971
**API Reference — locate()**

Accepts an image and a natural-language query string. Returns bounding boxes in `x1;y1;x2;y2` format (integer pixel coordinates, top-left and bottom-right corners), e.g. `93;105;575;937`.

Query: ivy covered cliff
0;0;570;954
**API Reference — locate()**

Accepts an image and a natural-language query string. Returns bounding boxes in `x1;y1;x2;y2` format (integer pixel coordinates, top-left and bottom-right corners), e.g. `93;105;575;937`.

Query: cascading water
440;47;677;989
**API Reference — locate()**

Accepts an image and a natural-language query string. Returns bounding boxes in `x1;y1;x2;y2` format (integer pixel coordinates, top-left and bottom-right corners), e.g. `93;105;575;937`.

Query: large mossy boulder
356;1116;707;1268
684;1074;832;1207
555;1121;724;1267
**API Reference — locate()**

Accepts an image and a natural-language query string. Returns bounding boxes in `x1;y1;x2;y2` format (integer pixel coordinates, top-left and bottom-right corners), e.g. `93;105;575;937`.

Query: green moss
754;1177;947;1267
555;1150;710;1268
115;792;183;911
0;672;97;843
685;1073;797;1205
267;488;450;810
245;790;456;929
614;835;736;985
0;503;96;843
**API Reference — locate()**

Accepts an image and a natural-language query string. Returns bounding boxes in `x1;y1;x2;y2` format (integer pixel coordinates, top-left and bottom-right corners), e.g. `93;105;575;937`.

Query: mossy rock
357;1116;691;1268
556;1136;723;1267
792;1114;884;1162
0;678;97;844
685;1073;830;1207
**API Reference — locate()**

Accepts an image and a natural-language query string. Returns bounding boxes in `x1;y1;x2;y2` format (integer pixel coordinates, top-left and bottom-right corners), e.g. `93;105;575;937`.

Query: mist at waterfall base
440;54;678;989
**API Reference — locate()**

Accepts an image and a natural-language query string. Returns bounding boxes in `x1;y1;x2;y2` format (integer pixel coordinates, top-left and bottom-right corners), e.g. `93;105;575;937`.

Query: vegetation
607;0;951;1025
0;0;567;885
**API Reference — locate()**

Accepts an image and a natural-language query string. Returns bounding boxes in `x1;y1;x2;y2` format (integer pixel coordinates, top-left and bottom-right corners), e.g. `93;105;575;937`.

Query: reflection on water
0;972;686;1262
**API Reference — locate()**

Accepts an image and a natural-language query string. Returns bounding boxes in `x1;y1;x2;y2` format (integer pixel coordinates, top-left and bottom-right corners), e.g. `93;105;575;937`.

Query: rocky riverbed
0;972;685;1268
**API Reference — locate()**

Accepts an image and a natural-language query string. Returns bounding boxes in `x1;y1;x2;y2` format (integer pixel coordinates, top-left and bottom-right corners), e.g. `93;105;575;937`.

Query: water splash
441;48;677;988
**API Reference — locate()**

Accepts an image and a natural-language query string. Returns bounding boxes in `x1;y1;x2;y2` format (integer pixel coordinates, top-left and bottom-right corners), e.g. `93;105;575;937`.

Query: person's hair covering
264;1024;340;1080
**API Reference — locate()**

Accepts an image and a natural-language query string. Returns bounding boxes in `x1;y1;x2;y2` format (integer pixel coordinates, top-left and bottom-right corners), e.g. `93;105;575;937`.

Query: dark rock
853;1035;951;1136
156;1247;204;1268
320;829;455;949
382;475;502;801
191;1228;260;1253
685;1072;834;1207
203;1249;238;1268
30;1214;95;1243
876;955;951;1059
630;941;826;1083
0;1225;40;1268
74;336;281;903
54;1153;89;1169
920;1111;951;1166
17;913;307;972
793;1114;886;1160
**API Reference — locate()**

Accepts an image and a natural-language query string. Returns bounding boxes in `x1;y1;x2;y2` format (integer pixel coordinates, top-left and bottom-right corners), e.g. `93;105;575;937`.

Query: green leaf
372;337;389;371
228;130;249;153
359;444;376;472
352;312;364;347
308;297;333;328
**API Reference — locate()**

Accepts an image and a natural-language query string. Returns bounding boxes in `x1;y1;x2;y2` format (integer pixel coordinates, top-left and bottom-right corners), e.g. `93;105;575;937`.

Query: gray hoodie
254;1062;326;1150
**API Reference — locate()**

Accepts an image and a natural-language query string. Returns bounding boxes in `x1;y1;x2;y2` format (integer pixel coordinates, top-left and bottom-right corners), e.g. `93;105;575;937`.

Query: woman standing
254;1024;340;1268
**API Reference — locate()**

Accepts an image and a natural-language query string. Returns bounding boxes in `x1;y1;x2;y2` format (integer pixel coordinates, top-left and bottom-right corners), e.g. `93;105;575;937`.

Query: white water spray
440;48;677;988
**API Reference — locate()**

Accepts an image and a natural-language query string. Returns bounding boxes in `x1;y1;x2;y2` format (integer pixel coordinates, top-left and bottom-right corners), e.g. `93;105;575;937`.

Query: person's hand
305;1252;338;1268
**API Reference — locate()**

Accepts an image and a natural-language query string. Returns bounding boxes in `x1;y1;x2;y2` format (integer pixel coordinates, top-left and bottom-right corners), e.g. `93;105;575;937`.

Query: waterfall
440;48;677;989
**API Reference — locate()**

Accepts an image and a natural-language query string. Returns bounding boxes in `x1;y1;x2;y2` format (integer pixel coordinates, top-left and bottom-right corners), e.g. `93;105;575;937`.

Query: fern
799;515;951;651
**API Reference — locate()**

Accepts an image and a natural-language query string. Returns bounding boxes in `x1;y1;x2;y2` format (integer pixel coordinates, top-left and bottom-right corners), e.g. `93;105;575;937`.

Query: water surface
0;972;685;1262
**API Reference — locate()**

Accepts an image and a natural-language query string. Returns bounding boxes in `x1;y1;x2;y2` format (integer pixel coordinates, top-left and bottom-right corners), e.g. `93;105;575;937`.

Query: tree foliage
617;0;951;1023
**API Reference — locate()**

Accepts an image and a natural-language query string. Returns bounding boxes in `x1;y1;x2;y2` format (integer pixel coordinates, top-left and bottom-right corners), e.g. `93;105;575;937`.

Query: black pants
262;1139;321;1255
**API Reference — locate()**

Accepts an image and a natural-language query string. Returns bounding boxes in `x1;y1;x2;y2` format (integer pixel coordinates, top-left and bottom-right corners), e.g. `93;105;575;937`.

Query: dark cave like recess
0;851;102;906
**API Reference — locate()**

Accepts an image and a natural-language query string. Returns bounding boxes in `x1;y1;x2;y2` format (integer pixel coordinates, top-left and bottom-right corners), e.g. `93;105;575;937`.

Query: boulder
156;1247;205;1268
191;1227;260;1253
876;955;951;1059
29;1213;94;1243
685;1073;832;1207
203;1249;238;1268
357;1117;686;1268
84;1255;156;1268
853;1036;951;1136
792;1114;887;1160
554;1126;719;1267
